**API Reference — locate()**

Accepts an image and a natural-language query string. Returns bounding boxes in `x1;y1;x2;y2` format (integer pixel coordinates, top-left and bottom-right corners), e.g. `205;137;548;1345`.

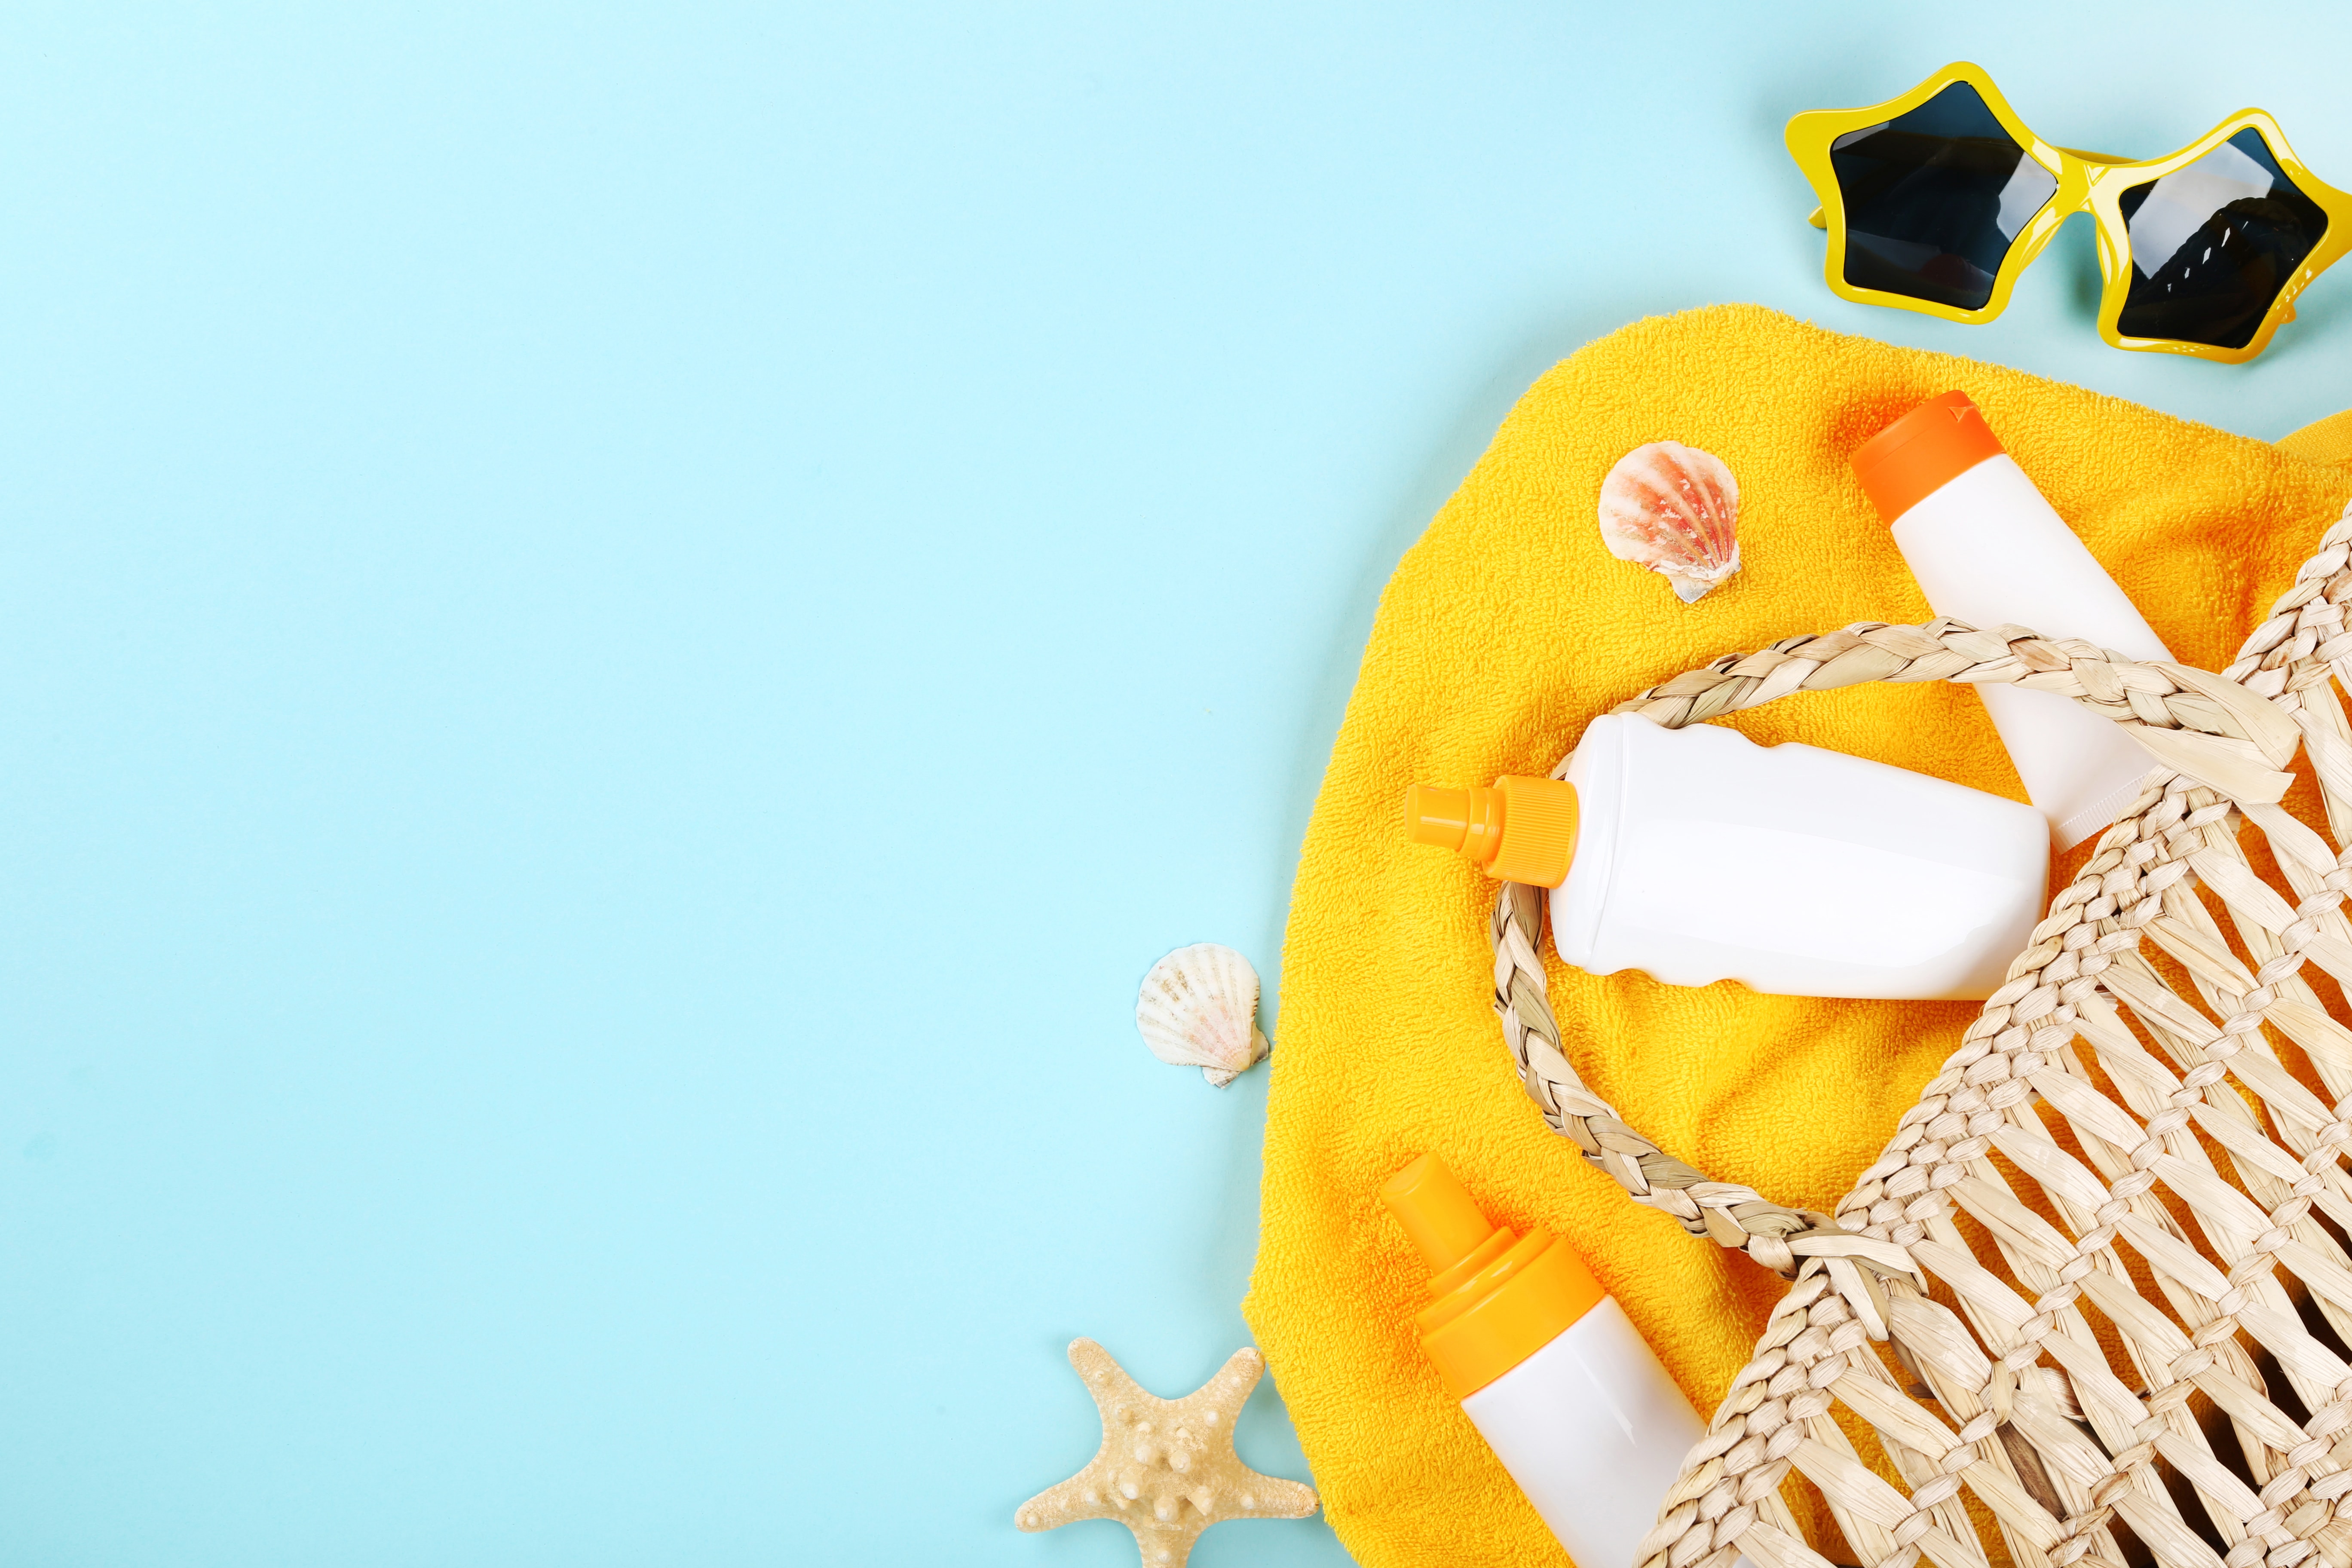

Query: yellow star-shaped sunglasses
1786;62;2352;363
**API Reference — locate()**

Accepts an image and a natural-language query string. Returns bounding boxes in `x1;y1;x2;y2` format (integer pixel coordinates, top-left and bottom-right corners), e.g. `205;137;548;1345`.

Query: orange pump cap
1382;1151;1495;1272
1851;390;2006;524
1403;775;1578;888
1380;1154;1606;1398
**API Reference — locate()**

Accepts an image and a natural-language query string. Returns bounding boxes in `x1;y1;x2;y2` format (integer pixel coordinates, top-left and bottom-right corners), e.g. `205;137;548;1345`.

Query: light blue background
3;3;2349;1564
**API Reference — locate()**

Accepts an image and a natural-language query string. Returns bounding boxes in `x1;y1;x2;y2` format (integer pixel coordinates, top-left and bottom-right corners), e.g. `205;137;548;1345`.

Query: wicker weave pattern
1486;507;2352;1568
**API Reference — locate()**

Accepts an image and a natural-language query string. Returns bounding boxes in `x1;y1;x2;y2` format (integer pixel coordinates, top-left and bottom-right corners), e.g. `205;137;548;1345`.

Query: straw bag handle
1490;535;2352;1277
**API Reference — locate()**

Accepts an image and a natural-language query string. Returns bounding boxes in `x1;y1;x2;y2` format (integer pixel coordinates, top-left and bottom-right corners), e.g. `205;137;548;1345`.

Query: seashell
1136;943;1271;1087
1597;441;1740;603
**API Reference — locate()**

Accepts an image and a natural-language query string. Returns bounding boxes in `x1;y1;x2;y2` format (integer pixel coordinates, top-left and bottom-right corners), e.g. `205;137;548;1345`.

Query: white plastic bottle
1406;712;2047;1001
1380;1152;1706;1566
1855;390;2173;849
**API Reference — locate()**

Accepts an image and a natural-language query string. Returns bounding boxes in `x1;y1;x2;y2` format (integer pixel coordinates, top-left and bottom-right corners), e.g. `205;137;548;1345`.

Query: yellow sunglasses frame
1785;61;2352;363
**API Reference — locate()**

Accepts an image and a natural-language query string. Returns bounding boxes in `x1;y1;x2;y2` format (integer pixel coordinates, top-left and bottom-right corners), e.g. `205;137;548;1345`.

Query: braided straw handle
1492;525;2352;1277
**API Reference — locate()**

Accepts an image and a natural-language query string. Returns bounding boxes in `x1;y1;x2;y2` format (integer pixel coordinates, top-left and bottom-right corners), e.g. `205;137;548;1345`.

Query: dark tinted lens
2116;129;2329;349
1829;82;2058;311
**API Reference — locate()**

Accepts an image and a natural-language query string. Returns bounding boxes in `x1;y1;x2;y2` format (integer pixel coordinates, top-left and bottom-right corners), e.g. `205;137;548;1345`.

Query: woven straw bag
1489;498;2352;1568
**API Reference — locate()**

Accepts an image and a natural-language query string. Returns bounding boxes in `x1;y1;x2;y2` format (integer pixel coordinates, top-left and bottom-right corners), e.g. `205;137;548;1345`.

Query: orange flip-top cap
1403;776;1579;888
1851;390;2007;524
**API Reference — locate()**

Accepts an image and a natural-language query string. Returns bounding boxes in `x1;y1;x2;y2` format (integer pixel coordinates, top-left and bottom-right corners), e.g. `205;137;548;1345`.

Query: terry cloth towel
1244;303;2352;1568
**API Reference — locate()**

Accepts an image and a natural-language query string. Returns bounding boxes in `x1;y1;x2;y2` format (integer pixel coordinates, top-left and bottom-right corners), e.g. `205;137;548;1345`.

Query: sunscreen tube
1405;714;2047;1001
1381;1153;1705;1565
1855;391;2172;850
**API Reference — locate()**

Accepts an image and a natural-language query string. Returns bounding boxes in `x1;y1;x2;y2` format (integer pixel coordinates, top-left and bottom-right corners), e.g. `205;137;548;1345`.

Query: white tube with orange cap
1854;391;2173;850
1380;1152;1725;1567
1406;711;2046;1000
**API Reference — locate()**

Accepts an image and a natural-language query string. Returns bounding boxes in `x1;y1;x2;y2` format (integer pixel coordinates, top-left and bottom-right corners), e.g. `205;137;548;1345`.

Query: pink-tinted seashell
1596;441;1740;603
1136;943;1269;1087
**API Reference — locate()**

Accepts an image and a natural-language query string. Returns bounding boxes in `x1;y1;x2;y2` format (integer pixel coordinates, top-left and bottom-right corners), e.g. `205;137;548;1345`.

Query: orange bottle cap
1379;1154;1605;1399
1851;390;2006;524
1403;775;1579;888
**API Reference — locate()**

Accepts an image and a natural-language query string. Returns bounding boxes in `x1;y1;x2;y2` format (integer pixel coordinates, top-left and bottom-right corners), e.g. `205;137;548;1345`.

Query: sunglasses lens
1828;82;2059;311
2116;130;2330;349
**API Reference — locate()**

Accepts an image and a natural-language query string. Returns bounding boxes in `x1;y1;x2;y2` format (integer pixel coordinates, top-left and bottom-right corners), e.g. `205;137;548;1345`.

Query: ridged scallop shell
1597;441;1740;602
1136;943;1270;1088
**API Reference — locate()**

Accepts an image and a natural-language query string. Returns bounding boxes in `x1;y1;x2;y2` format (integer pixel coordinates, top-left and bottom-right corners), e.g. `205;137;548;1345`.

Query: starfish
1015;1338;1318;1567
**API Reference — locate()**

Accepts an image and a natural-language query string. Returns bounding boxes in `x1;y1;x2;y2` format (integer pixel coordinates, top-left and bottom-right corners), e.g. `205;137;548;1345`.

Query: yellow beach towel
1244;304;2352;1568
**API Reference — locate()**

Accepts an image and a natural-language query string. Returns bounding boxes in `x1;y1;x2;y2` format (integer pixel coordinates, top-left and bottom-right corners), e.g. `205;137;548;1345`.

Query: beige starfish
1014;1338;1318;1567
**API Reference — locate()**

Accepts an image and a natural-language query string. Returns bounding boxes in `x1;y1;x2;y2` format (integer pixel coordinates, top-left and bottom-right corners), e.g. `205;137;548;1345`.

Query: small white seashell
1136;943;1271;1087
1597;441;1741;603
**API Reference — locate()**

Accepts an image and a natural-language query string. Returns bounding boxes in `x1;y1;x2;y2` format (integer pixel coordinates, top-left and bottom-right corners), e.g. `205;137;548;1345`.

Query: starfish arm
1198;1346;1263;1420
1069;1336;1153;1412
1014;1464;1122;1532
1227;1468;1320;1519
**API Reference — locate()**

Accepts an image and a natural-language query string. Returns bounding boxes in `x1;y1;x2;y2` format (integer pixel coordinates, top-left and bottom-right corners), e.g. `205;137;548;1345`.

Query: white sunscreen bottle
1406;713;2048;1000
1380;1152;1710;1567
1855;390;2173;850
